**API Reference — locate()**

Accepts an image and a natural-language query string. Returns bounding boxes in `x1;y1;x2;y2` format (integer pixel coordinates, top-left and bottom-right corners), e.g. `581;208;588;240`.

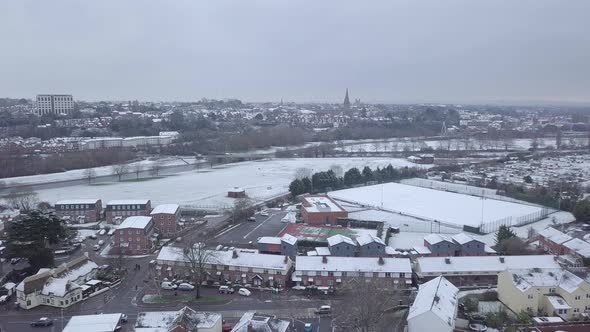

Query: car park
178;283;195;291
31;317;53;327
238;288;251;297
218;285;234;294
315;305;332;315
161;281;178;290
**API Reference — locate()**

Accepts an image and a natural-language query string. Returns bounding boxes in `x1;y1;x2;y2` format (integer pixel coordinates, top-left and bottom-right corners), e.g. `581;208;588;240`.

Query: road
215;210;289;246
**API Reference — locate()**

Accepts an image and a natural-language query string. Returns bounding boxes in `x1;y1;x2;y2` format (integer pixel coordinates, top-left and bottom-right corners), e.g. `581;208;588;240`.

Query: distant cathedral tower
343;88;351;110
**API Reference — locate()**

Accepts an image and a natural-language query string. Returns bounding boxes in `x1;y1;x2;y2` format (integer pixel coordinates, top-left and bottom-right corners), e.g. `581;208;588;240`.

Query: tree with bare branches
111;164;128;182
149;159;164;177
294;167;312;180
6;186;39;213
83;168;96;184
333;280;402;332
132;163;143;180
231;197;253;223
183;239;218;299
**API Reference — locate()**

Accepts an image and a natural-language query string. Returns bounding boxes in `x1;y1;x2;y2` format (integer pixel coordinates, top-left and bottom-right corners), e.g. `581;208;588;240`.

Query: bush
463;297;479;312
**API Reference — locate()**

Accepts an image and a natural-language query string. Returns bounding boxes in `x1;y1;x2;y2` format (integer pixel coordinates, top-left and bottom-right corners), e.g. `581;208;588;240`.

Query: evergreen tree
574;200;590;221
362;166;374;182
289;179;305;196
301;177;312;194
495;225;517;246
6;211;67;270
344;167;362;186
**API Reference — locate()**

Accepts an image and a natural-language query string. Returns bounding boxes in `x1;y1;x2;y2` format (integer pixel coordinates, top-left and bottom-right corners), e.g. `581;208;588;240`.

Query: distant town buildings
105;199;152;224
36;94;74;115
54;199;102;224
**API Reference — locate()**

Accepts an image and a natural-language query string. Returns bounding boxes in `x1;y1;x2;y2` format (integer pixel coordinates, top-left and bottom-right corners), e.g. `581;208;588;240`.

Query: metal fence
400;178;498;197
478;207;551;234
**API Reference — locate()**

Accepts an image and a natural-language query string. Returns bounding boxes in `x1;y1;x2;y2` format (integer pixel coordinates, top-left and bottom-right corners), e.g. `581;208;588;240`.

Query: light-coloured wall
408;311;451;332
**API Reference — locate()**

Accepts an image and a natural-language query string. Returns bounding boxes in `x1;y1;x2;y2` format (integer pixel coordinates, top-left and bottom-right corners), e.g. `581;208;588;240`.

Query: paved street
215;210;289;246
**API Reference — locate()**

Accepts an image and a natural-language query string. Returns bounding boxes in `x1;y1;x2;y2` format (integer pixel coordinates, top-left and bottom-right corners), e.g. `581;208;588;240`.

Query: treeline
0;148;136;179
289;164;425;196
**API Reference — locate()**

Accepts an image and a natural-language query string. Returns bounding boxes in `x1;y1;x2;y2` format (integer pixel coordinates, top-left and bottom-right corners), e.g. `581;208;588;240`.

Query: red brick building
150;204;180;238
300;195;348;226
227;187;246;198
537;227;573;255
112;216;156;255
54;199;102;224
156;246;293;289
105;199;151;224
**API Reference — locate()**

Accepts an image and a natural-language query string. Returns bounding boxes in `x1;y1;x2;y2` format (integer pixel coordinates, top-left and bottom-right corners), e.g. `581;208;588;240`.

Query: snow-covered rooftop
507;268;584;293
150;204;179;215
424;234;451;245
231;311;291;332
157;246;292;271
415;255;561;276
303;196;344;213
546;295;571;310
327;234;356;247
135;307;221;331
281;233;298;245
295;256;411;273
63;313;122;332
314;247;332;256
258;237;282;245
118;216;152;229
407;276;458;328
538;227;572;245
356;233;385;246
107;199;150;206
452;233;480;245
562;238;590;258
55;199;100;205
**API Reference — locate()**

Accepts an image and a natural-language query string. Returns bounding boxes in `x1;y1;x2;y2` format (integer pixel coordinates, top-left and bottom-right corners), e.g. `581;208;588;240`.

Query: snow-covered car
178;283;195;291
238;288;251;297
31;317;53;327
161;281;178;290
259;210;269;217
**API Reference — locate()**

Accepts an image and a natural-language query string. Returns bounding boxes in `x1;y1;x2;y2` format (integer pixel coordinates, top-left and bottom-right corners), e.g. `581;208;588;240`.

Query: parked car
10;257;22;264
31;317;53;327
259;210;269;217
161;281;178;290
98;240;105;246
218;286;234;294
121;314;128;323
0;295;9;304
304;323;313;332
238;288;251;297
178;283;195;291
247;217;256;222
93;244;101;251
98;229;106;236
89;234;97;239
315;305;332;315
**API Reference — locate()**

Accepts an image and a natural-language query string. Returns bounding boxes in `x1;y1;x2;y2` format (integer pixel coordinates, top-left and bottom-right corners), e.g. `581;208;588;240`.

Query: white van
238;288;251;297
161;281;178;290
93;244;101;251
98;229;106;236
98;240;105;246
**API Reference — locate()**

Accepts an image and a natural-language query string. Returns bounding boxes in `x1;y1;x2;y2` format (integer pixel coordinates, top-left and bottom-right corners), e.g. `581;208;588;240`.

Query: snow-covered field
329;182;544;227
27;158;425;209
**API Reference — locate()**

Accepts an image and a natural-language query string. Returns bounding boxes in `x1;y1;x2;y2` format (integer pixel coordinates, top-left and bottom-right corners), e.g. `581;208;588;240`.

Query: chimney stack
378;256;385;265
284;255;289;264
322;256;328;264
232;250;239;259
444;257;451;264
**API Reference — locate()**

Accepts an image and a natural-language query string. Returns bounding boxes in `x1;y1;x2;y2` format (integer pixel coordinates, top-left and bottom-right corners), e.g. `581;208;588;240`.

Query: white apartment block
36;94;74;115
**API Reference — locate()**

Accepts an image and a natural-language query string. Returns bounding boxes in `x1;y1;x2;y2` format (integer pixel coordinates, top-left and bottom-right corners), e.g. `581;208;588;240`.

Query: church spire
343;88;351;110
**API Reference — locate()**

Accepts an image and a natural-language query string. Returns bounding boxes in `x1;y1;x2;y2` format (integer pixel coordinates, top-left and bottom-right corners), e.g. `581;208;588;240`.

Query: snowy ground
329;182;543;227
24;158;425;209
388;211;576;249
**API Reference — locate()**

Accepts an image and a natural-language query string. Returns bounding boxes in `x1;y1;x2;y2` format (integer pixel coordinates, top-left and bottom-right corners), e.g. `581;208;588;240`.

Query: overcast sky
1;0;589;104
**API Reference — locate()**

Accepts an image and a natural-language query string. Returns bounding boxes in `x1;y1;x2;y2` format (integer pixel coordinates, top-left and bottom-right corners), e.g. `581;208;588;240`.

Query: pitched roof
118;216;152;229
356;233;385;246
538;227;572;245
415;255;561;276
563;238;590;258
507;268;585;293
281;233;298;246
150;204;179;215
327;234;356;247
296;256;411;273
451;233;481;245
63;313;122;332
408;276;458;328
135;306;221;331
231;311;290;332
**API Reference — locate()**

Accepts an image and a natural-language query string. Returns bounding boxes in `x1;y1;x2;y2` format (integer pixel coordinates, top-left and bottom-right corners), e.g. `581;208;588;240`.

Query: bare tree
294;167;312;180
6;186;39;213
83;168;96;184
111;164;128;182
183;239;218;299
149;159;164;177
333;279;401;332
231;197;253;222
132;163;143;180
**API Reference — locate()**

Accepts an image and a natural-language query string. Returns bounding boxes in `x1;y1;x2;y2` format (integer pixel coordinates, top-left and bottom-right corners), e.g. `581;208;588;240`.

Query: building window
549;288;556;293
574;308;580;313
400;273;405;278
575;295;581;300
328;271;334;276
342;272;347;277
528;294;533;299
